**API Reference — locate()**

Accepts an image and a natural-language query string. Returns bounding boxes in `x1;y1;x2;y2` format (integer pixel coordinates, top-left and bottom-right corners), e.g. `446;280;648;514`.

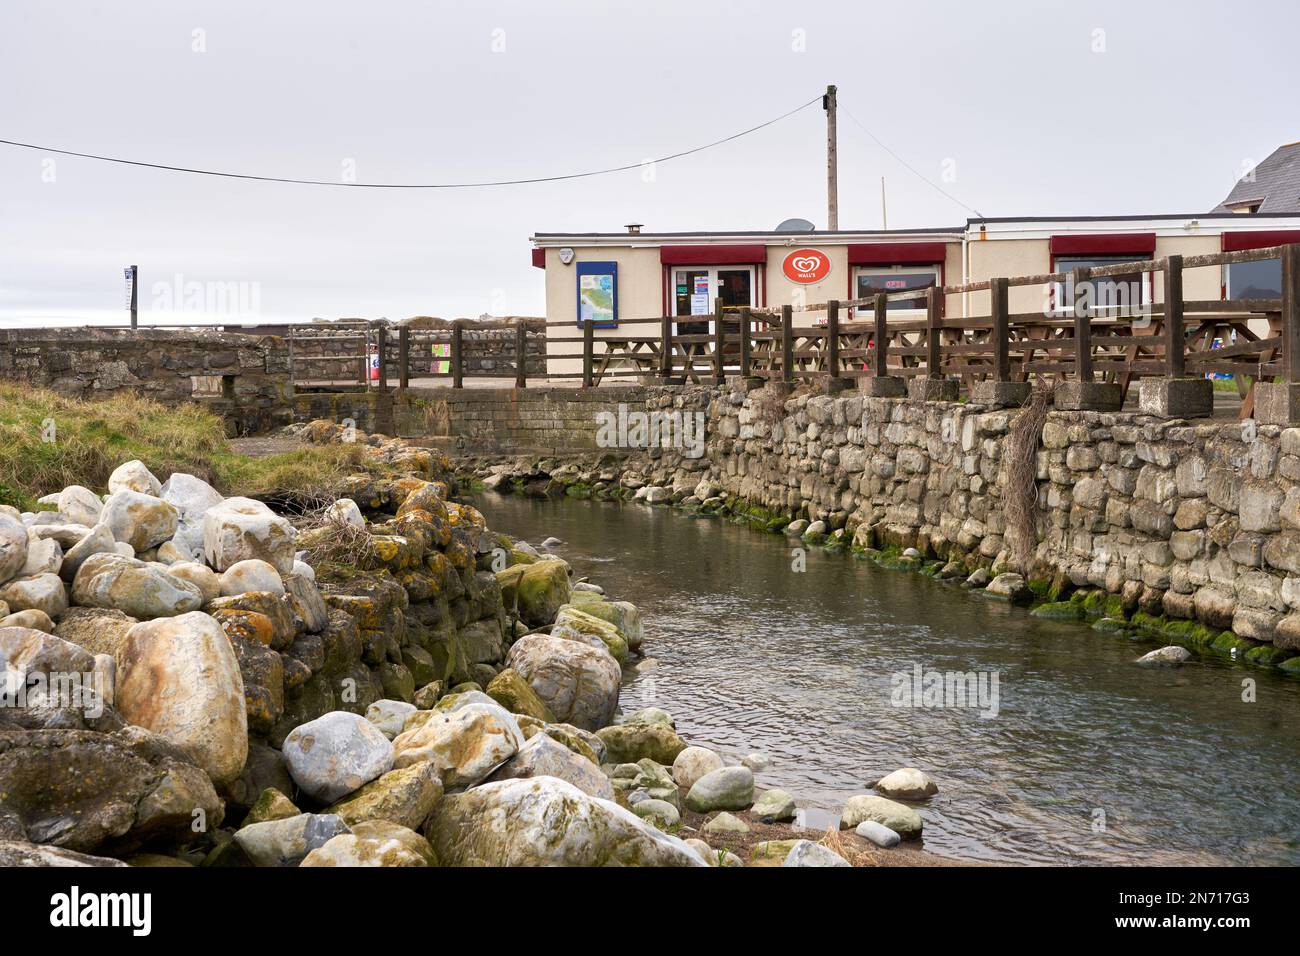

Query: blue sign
575;261;617;328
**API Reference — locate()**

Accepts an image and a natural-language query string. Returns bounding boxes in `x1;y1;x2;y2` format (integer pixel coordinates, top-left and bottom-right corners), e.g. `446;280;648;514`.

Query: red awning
531;248;546;269
1222;230;1300;252
847;242;947;265
1049;233;1156;256
659;244;767;266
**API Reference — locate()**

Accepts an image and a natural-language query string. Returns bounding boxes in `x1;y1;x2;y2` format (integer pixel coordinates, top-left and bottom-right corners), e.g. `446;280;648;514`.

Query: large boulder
114;611;248;785
0;726;224;854
56;486;104;528
551;605;628;664
485;667;555;722
0;625;106;725
391;700;523;789
53;607;138;658
281;712;395;804
672;746;725;790
71;553;204;619
0;572;68;619
495;558;571;627
0;841;128;867
219;559;284;597
685;766;755;813
839;794;923;839
232;813;350;867
158;473;224;561
424;777;707;867
487;731;615;800
503;634;620;731
597;722;688;765
203;497;296;575
326;763;443;830
59;524;117;582
300;820;436;867
568;593;643;649
107;460;161;496
0;513;28;585
19;536;62;577
873;767;938;800
100;490;178;553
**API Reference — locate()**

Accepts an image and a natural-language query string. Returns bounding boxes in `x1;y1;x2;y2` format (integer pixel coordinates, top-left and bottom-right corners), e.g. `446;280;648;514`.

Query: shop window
1052;255;1150;316
1226;258;1282;299
855;265;940;313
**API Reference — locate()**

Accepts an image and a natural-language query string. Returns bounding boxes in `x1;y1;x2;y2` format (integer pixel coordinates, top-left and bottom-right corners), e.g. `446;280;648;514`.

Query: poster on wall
575;261;618;327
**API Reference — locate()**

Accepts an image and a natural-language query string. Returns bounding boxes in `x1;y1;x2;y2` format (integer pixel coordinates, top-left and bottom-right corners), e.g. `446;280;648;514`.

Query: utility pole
824;84;838;231
880;177;888;230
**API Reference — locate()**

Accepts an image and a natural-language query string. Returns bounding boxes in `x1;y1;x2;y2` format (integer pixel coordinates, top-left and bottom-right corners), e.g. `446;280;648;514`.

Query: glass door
672;266;755;335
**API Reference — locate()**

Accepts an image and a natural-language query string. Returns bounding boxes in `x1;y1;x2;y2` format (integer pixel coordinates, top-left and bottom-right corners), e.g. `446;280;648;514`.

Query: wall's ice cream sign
781;248;831;283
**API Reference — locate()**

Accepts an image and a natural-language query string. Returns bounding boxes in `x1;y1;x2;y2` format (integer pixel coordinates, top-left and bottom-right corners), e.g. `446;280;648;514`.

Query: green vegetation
0;382;371;509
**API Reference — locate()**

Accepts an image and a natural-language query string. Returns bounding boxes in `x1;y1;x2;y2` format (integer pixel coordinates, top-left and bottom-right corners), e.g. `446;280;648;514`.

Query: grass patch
0;382;372;509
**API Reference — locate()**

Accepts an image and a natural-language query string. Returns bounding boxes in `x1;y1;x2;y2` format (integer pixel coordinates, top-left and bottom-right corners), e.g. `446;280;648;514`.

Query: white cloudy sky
1;0;1296;326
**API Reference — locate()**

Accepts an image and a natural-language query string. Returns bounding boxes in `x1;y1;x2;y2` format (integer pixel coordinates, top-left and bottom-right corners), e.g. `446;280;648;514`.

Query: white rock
672;745;725;790
874;767;939;800
488;730;615;800
219;559;284;597
292;559;316;582
425;777;707;867
503;633;620;731
155;540;188;564
100;490;179;552
783;840;851;867
365;699;418;739
203;497;296;574
166;561;221;604
1137;645;1193;666
741;752;771;772
158;473;224;561
0;572;68;619
855;820;901;847
115;611;248;785
71;552;204;619
282;712;396;803
60;524;117;582
107;460;161;496
392;701;523;789
20;536;62;577
57;485;104;527
0;513;28;586
324;498;365;529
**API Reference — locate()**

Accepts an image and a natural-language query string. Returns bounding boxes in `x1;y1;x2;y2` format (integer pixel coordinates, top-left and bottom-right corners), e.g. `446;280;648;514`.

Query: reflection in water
471;494;1300;866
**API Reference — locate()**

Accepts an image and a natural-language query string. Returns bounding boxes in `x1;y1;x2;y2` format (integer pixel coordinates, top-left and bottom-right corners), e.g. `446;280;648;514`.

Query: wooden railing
69;244;1296;415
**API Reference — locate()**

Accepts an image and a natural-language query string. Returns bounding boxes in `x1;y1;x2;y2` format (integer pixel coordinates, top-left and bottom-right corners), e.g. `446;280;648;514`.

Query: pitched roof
1214;143;1300;213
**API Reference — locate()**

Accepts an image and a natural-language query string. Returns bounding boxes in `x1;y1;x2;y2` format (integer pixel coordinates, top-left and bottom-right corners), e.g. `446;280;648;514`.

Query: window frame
852;263;943;317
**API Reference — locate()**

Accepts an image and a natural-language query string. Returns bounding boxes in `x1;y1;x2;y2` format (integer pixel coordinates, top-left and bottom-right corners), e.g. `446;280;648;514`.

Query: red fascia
1221;230;1300;252
847;241;948;265
659;244;767;266
1049;233;1156;257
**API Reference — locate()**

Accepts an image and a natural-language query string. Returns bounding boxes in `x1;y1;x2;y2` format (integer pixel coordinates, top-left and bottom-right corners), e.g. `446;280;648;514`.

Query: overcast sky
1;0;1296;326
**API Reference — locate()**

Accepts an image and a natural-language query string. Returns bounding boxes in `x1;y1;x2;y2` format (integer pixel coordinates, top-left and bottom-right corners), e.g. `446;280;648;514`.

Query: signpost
125;265;138;328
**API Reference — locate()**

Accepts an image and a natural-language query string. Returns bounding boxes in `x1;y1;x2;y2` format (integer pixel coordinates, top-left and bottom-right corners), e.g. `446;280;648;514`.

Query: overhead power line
0;94;822;189
841;102;984;218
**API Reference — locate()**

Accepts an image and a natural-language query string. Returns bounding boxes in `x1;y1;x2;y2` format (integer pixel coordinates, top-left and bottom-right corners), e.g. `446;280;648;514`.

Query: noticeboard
575;261;618;328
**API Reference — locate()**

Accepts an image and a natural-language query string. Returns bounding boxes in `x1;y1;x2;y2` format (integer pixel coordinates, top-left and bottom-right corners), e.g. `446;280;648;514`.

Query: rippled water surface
471;493;1300;865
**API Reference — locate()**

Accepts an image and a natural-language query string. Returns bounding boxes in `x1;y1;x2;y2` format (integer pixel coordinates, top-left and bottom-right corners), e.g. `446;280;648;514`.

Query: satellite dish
775;217;816;233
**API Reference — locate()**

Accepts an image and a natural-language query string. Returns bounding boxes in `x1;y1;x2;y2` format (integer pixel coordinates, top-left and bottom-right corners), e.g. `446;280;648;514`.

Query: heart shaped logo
782;248;831;284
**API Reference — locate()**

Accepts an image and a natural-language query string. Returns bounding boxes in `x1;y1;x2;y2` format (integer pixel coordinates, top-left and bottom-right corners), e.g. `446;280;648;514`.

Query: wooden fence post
739;307;752;379
925;286;942;378
515;319;528;388
451;321;464;389
1072;266;1093;381
827;300;840;380
1164;255;1185;378
1283;244;1300;384
781;305;794;385
397;326;410;390
873;292;888;377
660;315;673;379
582;320;594;388
991;276;1010;382
375;324;388;393
713;298;726;385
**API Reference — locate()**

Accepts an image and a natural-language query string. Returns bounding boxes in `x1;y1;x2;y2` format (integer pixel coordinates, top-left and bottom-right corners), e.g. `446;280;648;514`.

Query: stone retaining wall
454;382;1300;662
0;328;294;435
